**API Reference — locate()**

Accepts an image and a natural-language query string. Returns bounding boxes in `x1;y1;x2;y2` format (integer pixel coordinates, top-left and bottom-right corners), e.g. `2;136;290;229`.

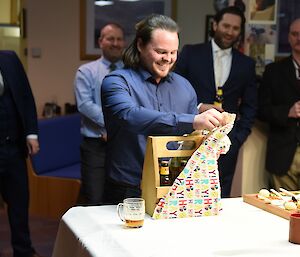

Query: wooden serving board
243;194;298;220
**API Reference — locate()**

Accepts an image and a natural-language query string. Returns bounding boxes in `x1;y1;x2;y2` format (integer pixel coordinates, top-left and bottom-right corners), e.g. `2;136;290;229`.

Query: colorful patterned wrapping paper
153;113;236;219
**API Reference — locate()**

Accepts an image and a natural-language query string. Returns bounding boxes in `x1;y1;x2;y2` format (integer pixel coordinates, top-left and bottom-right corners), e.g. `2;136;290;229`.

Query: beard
214;32;239;50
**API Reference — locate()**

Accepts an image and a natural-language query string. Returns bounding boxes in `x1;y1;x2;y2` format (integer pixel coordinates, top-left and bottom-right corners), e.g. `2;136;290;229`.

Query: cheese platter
243;189;300;220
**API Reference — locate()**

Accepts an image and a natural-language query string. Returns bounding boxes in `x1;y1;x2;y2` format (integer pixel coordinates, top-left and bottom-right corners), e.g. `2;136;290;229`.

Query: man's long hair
123;14;179;70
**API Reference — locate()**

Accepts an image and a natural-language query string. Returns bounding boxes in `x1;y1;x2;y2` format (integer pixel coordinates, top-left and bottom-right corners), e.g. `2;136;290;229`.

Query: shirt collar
211;39;232;56
293;58;300;69
292;58;300;79
100;56;123;69
139;67;172;84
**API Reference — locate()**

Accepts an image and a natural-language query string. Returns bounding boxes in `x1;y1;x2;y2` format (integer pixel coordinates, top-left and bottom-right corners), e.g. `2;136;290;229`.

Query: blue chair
27;113;82;219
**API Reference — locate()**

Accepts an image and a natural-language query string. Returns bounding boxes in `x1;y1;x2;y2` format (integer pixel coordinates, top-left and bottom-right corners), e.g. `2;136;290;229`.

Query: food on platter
258;189;270;199
270;199;285;206
257;189;282;203
256;188;300;211
284;201;297;211
279;187;300;202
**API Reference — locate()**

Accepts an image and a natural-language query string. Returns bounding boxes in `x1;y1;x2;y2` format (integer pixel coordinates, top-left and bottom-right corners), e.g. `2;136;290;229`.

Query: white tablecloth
51;198;300;257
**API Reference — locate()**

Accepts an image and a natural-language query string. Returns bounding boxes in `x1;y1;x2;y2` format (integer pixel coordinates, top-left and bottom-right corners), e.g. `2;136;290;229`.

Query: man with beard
258;19;300;191
101;14;225;204
175;6;257;198
74;23;125;205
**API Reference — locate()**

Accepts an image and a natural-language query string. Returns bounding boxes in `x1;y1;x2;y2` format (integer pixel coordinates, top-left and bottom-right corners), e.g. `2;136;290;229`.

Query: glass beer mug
117;198;145;228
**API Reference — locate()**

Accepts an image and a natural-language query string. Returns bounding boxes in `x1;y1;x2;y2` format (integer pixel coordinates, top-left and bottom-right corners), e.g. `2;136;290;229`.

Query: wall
176;0;214;46
241;122;269;193
26;0;86;116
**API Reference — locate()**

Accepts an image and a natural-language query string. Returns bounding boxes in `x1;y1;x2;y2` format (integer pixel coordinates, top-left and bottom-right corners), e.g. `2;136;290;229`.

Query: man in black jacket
258;18;300;190
0;51;43;257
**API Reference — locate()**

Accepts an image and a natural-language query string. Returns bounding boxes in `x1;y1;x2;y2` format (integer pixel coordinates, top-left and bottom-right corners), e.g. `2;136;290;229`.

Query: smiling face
213;13;242;49
137;29;178;83
98;24;125;63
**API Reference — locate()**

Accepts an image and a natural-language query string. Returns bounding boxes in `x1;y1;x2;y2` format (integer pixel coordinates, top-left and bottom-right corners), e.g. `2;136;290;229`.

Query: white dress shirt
211;39;232;88
197;40;233;111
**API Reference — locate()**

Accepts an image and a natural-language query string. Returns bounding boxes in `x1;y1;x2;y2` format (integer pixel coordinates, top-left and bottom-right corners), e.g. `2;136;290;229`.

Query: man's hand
193;108;224;131
26;138;40;155
101;134;107;142
288;101;300;118
199;103;224;113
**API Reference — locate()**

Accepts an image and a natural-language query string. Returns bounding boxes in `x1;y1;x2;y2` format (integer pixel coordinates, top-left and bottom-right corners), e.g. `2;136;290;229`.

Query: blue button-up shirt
74;57;123;138
101;68;198;186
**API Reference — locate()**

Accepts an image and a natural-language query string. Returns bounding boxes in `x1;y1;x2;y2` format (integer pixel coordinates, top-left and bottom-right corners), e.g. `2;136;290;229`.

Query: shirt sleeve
74;66;105;127
101;74;195;136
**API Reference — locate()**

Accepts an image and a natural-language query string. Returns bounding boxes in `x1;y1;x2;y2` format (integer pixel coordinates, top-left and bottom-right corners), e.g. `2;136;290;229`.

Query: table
51;198;300;257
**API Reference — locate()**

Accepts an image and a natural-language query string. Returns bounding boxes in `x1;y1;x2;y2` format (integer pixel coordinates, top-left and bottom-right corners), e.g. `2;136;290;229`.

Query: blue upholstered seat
31;113;82;179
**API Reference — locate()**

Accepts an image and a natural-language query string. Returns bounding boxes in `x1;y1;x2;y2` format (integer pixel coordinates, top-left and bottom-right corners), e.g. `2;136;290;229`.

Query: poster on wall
248;0;277;24
245;24;276;75
246;24;276;45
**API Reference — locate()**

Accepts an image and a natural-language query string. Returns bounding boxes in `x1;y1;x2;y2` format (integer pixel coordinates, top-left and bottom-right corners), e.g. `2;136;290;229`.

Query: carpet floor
0;208;59;257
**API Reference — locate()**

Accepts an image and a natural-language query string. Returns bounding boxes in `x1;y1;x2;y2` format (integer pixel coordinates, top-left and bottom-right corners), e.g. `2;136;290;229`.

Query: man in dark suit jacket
0;51;43;257
175;6;257;197
258;18;300;191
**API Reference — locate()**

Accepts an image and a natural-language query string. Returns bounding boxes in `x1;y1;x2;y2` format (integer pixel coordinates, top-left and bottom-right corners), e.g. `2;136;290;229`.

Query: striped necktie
109;63;116;72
